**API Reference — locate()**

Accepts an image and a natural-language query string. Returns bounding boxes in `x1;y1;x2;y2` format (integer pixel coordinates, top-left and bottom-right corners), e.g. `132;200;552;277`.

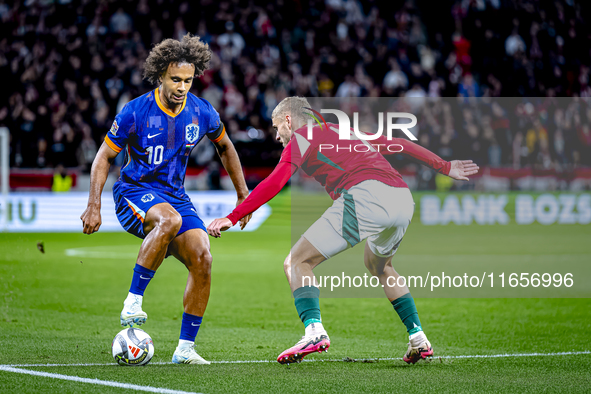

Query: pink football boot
403;332;434;364
277;333;330;364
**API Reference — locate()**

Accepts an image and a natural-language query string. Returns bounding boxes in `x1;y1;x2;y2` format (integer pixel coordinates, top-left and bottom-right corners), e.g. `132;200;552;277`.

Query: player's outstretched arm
447;160;479;181
381;137;450;174
212;134;252;230
207;160;295;238
381;138;479;179
80;142;119;234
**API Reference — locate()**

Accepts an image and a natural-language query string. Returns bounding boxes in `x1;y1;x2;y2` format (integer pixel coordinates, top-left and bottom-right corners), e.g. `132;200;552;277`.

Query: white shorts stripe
303;181;414;259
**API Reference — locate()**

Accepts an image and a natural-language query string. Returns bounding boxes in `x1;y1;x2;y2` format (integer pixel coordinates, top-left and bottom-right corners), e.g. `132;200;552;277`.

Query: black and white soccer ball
111;327;154;366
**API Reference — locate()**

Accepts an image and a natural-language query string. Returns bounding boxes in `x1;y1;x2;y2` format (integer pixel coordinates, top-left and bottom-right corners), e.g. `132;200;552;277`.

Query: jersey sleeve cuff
104;135;123;153
226;212;239;226
208;123;226;143
442;161;451;176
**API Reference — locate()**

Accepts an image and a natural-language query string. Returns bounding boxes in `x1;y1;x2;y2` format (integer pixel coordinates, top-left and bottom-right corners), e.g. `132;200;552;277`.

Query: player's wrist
236;190;249;200
226;213;239;226
442;161;452;176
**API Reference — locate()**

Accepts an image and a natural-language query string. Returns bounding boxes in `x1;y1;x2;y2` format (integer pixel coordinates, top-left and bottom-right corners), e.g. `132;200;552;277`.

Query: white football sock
124;292;142;306
305;322;326;337
178;339;194;348
409;331;427;346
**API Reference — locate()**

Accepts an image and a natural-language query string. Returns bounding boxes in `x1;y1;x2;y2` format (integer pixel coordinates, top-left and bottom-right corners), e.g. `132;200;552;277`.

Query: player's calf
390;292;434;363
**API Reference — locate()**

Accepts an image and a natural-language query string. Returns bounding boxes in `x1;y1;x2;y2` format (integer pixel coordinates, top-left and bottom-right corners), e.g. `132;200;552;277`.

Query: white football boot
120;293;148;327
172;341;211;365
403;330;434;364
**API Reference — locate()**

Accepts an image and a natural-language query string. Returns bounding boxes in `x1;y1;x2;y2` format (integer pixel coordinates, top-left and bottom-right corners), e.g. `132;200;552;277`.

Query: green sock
293;286;322;327
391;293;422;335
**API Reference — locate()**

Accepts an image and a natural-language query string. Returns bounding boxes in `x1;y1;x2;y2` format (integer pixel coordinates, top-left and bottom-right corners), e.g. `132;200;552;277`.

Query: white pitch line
0;365;202;394
2;350;590;368
439;351;591;359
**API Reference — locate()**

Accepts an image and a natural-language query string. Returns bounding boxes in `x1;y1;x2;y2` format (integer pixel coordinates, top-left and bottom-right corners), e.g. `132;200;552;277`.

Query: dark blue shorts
113;182;206;239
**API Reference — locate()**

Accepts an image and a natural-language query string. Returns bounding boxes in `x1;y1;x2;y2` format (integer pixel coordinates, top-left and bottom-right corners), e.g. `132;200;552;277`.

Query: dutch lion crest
185;124;199;143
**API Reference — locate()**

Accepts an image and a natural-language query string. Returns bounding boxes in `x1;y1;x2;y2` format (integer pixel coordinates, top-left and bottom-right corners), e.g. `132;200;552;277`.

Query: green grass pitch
1;191;590;393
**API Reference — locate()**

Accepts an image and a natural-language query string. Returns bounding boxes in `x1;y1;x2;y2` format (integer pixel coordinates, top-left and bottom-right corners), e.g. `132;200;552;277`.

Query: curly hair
143;33;212;85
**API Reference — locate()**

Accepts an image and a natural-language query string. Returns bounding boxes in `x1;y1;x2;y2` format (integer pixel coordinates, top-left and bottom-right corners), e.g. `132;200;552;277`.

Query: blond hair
272;96;313;129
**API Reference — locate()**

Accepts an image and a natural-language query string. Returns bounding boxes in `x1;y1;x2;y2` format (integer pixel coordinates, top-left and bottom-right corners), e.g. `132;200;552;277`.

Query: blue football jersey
105;88;225;198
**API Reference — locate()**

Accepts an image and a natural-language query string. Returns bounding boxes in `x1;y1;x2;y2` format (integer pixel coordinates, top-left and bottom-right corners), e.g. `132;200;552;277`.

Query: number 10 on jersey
146;145;164;165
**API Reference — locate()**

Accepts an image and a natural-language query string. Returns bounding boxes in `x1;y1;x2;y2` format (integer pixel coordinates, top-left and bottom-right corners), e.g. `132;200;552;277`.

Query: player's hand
236;196;252;230
448;160;479;181
80;204;102;234
207;217;233;238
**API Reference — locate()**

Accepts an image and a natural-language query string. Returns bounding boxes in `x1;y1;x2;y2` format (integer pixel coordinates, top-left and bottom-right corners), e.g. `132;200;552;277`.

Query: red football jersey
283;123;412;199
227;123;450;225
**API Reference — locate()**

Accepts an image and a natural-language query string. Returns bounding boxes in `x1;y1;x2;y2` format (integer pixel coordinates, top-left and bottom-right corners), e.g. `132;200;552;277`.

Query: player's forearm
87;150;113;207
226;162;293;225
386;138;451;175
217;144;249;198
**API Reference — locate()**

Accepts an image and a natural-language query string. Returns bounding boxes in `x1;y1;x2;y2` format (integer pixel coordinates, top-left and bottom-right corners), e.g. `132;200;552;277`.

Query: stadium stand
1;0;590;190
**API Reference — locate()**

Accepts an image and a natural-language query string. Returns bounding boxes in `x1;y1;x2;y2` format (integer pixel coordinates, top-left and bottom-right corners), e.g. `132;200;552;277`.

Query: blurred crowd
1;0;590;175
392;96;591;171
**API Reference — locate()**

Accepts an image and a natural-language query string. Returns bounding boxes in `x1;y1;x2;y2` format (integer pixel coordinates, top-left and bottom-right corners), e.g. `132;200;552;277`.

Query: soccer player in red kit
208;97;479;364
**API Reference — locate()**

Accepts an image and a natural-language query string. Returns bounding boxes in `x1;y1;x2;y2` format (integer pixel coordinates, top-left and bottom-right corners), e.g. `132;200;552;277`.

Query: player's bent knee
145;205;183;237
368;267;384;277
157;213;182;238
169;212;183;232
188;250;212;272
365;260;385;277
291;258;317;273
283;253;292;275
199;251;213;268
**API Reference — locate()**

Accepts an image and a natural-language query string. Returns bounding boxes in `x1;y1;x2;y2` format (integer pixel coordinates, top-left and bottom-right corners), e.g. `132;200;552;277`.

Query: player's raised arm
208;98;306;237
381;137;479;181
80;141;120;234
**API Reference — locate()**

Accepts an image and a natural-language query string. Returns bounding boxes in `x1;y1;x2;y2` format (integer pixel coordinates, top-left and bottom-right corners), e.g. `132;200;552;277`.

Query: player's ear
286;115;291;129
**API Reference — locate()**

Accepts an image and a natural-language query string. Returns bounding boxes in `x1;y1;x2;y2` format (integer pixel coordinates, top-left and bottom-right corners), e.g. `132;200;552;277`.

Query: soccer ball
111;327;154;366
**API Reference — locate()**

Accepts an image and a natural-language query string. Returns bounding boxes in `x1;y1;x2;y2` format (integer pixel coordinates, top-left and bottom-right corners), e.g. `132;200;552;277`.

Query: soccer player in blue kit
80;34;251;364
